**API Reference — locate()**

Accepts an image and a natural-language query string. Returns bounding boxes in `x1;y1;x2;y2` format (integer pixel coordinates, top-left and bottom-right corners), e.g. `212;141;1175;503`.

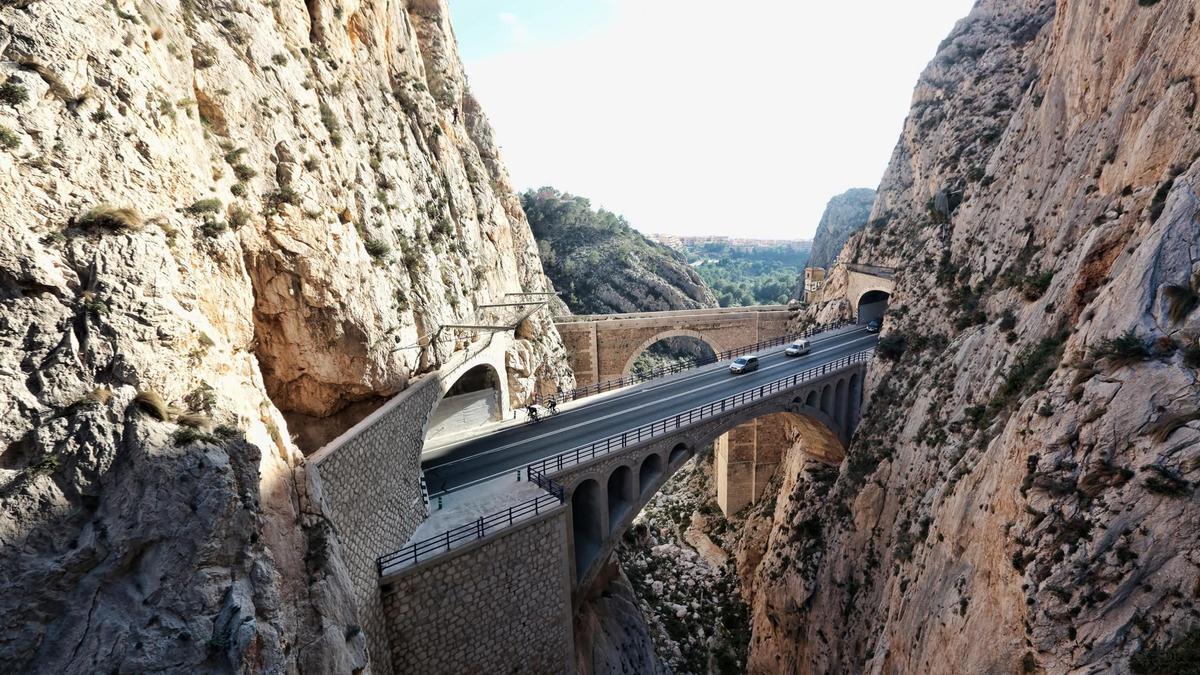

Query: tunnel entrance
857;289;891;323
424;363;502;440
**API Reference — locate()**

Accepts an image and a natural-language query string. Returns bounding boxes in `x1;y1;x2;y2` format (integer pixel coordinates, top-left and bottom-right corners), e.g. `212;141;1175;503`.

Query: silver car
729;355;759;374
784;339;811;357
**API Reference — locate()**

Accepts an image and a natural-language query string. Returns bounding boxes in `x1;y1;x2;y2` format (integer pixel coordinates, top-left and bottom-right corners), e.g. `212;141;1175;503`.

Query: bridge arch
668;442;691;466
557;372;863;595
849;372;863;425
638;454;664;496
571;479;603;582
607;465;635;526
620;330;729;379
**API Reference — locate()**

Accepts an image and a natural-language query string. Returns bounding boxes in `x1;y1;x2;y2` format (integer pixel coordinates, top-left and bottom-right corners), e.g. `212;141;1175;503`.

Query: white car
784;339;811;357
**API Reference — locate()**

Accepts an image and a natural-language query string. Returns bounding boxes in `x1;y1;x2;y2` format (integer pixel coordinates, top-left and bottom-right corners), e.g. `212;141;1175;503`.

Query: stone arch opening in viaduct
554;306;795;387
619;329;726;379
559;369;861;591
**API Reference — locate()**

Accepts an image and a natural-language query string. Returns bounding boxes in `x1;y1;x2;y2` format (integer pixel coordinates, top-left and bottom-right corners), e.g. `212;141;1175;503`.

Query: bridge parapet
555;304;795;324
538;320;853;405
554;305;800;386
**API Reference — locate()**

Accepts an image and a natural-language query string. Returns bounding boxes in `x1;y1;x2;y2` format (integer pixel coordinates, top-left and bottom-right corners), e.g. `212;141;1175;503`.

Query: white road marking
425;333;877;474
422;327;868;455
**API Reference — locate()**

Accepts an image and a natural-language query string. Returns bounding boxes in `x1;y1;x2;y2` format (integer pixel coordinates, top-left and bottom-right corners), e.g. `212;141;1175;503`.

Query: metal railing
377;480;565;574
377;344;872;576
536;319;854;405
527;348;873;477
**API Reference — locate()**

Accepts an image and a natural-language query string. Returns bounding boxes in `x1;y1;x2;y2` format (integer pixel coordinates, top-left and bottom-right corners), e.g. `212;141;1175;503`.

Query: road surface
422;325;878;496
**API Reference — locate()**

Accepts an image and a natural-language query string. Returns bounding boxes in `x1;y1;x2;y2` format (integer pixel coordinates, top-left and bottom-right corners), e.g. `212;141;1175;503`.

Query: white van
784;339;811;357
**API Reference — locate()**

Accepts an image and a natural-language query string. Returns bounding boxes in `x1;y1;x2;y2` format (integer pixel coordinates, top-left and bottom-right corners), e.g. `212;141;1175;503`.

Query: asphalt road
421;326;879;496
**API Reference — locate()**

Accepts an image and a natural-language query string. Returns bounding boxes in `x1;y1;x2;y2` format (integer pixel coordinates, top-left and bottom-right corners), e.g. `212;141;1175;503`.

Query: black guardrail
377;344;873;575
377;481;565;574
526;348;872;477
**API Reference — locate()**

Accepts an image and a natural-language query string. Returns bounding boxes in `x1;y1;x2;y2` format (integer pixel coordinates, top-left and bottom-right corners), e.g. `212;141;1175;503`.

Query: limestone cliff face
807;188;876;271
746;1;1200;672
0;0;571;671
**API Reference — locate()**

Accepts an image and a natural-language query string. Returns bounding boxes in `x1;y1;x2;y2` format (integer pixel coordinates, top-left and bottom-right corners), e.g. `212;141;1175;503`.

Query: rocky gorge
746;0;1200;672
1;0;1199;673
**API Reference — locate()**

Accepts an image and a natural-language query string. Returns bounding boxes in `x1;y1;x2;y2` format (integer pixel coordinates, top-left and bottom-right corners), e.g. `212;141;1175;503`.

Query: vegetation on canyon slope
522;187;717;314
681;239;809;307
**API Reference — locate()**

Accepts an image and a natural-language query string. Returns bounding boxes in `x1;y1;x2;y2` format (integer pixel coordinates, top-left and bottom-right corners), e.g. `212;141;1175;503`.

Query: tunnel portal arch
857;289;891;324
425;363;504;440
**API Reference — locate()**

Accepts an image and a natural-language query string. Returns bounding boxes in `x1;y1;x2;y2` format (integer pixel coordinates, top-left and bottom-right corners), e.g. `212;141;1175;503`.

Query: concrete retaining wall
380;509;575;673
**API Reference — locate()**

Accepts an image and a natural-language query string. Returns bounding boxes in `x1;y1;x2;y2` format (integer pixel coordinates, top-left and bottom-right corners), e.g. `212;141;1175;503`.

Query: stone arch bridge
541;360;864;593
554;305;798;386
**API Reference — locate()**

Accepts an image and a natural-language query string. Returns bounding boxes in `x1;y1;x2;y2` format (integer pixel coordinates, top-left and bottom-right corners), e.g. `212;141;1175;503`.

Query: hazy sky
450;0;975;239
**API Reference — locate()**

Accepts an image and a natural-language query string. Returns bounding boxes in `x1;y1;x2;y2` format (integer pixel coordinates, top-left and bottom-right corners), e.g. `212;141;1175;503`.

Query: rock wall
0;0;572;671
573;561;664;675
753;0;1200;672
807;188;876;271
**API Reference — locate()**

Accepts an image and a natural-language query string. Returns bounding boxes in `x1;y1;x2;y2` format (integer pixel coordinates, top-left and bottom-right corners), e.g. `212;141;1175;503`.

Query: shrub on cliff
1022;270;1054;301
0;125;18;150
364;237;390;260
1163;280;1198;325
1184;342;1200;368
77;204;143;231
1092;329;1149;366
877;334;907;360
1130;627;1200;674
0;78;28;106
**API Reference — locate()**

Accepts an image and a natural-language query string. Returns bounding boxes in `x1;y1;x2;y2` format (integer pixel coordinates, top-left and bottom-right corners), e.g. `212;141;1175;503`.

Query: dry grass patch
77;204;143;231
1146;409;1200;443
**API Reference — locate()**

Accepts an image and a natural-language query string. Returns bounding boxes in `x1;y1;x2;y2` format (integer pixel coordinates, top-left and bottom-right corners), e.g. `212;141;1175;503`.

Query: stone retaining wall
380;509;575;673
308;375;441;674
